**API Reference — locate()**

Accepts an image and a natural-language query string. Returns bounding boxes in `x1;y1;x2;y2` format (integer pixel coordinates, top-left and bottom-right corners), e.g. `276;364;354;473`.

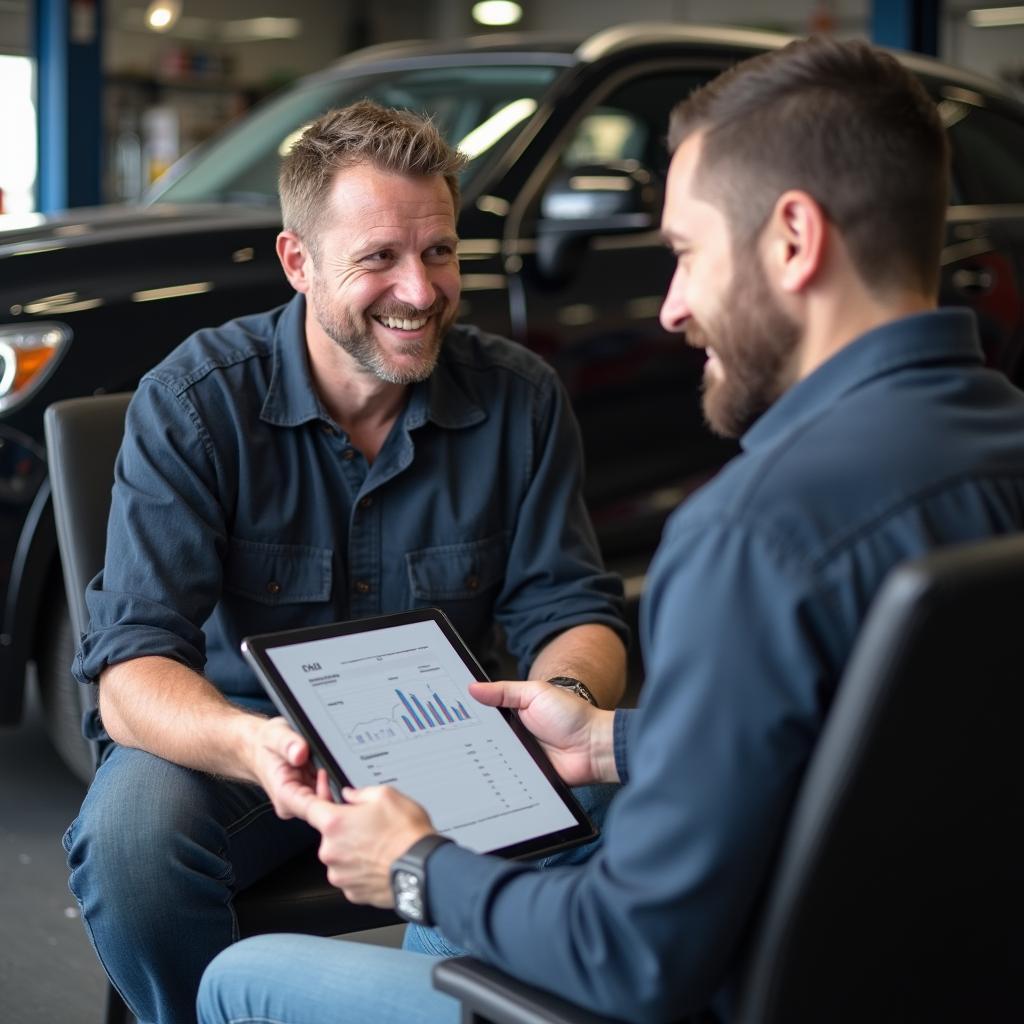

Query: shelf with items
103;65;260;203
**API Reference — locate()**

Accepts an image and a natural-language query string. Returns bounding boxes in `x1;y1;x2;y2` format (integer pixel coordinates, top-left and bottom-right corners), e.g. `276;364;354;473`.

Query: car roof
325;21;1019;106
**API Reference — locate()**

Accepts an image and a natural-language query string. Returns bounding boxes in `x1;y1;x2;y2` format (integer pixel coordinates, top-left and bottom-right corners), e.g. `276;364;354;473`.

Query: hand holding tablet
241;608;597;859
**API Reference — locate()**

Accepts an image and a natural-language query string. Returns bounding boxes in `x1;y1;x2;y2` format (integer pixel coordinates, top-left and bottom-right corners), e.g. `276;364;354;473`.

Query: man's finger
469;679;546;709
265;717;309;765
299;793;343;832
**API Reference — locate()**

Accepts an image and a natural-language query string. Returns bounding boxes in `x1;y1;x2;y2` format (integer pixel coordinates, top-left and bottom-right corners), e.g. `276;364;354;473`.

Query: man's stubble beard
690;252;802;439
309;276;455;386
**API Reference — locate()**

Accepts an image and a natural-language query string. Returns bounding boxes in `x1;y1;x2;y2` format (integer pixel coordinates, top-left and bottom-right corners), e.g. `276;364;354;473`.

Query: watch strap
548;675;598;707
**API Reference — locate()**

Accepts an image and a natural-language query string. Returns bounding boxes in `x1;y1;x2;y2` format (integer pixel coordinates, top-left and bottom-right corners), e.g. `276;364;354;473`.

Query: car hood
0;203;282;256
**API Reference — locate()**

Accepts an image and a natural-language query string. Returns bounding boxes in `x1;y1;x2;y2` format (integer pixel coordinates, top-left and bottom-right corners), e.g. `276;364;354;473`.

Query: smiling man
62;102;627;1024
195;40;1024;1024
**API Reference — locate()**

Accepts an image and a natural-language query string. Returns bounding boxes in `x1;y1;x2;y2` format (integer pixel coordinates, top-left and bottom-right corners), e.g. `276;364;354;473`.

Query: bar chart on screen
309;649;478;753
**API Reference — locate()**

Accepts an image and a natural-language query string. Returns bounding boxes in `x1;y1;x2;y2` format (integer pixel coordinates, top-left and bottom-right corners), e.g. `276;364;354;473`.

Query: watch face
393;868;425;922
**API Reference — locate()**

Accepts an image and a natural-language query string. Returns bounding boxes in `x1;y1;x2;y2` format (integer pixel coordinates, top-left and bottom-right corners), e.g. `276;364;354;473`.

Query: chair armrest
432;956;622;1024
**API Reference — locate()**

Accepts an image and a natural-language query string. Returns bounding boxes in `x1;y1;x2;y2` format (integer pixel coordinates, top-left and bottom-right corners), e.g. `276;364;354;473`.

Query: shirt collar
741;308;983;453
260;294;486;432
406;335;487;431
261;293;325;428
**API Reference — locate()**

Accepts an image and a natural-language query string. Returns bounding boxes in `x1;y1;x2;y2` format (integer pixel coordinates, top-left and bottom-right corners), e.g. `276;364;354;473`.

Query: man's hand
244;716;319;818
469;680;619;786
283;772;435;907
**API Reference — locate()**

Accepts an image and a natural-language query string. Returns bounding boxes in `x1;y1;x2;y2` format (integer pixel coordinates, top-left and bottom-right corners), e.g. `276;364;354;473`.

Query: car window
941;99;1024;205
150;63;564;206
557;69;712;181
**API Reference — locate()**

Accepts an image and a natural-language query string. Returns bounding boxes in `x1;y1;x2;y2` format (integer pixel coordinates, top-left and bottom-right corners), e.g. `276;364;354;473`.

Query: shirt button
321;423;336;435
266;581;281;595
358;495;374;510
342;448;356;461
465;574;480;591
354;580;371;594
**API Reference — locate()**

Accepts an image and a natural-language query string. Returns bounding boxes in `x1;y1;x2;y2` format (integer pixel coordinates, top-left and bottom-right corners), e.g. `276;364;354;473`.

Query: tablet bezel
241;607;597;859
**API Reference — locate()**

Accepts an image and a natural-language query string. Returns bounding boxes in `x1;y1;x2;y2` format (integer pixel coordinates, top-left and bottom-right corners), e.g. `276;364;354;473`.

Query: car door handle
951;266;995;295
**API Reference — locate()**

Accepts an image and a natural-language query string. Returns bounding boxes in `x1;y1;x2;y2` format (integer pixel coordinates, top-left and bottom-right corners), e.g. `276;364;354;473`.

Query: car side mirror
535;161;662;281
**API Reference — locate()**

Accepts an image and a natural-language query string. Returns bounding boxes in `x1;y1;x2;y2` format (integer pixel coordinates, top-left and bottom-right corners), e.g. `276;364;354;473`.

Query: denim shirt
425;309;1024;1021
76;295;625;732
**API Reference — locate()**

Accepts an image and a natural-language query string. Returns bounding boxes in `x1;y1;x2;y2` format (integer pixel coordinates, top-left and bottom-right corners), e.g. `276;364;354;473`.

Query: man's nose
659;267;690;334
392;258;437;310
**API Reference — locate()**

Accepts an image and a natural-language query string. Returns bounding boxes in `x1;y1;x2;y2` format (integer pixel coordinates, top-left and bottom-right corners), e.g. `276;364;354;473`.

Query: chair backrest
734;534;1024;1024
43;393;133;767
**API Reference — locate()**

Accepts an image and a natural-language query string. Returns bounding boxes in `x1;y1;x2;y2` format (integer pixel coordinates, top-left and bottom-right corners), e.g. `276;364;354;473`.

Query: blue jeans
63;745;319;1024
199;935;460;1024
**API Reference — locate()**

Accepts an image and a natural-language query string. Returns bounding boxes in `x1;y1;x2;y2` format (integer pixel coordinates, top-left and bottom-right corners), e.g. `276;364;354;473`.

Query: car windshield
149;61;566;206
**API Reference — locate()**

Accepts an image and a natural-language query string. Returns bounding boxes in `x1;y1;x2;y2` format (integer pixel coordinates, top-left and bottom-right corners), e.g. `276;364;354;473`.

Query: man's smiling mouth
373;314;429;332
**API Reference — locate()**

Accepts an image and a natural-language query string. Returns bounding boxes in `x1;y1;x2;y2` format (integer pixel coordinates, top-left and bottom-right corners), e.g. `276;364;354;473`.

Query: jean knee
66;751;233;917
197;936;279;1024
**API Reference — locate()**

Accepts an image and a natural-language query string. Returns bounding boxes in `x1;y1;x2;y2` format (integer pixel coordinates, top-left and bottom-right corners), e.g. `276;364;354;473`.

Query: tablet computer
241;608;597;859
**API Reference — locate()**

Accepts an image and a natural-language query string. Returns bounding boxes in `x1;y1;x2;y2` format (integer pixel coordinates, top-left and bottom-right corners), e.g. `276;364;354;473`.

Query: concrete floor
0;677;404;1024
0;678;107;1024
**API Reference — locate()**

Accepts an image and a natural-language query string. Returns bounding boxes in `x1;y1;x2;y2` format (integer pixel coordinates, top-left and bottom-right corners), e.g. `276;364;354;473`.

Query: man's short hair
669;37;950;295
279;100;468;257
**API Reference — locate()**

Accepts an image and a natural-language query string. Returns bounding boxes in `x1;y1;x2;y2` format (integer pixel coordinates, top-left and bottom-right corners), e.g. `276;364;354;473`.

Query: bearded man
63;101;627;1024
196;38;1024;1024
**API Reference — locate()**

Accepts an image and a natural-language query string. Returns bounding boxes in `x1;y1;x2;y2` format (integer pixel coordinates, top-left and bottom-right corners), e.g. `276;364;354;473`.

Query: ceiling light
145;0;181;32
967;5;1024;27
472;2;523;27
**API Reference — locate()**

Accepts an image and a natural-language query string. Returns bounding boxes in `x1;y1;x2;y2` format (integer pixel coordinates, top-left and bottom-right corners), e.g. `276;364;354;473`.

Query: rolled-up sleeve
429;516;832;1021
495;370;627;672
74;378;228;685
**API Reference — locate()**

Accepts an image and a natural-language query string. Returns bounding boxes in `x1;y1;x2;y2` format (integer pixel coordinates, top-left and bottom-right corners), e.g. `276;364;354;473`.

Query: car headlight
0;322;70;413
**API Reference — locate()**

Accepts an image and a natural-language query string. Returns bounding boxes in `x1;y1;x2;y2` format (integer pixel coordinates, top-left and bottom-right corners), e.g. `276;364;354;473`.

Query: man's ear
276;230;313;293
764;189;827;295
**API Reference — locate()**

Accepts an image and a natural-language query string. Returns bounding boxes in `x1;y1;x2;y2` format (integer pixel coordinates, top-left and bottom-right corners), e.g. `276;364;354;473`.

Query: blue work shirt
426;308;1024;1022
76;294;625;734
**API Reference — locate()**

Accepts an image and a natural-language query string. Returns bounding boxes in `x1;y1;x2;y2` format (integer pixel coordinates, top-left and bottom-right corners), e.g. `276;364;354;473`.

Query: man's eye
365;250;394;264
427;245;454;261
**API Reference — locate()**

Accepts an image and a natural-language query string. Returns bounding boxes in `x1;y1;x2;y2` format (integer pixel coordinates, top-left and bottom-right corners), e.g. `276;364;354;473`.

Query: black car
2;23;1023;780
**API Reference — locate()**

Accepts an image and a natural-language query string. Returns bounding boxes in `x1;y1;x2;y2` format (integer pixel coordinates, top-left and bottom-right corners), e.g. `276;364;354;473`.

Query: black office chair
44;393;398;1024
435;534;1024;1023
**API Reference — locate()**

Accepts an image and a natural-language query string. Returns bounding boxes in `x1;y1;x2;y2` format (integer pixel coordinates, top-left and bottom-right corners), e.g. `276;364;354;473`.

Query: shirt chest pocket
223;537;333;606
405;533;508;602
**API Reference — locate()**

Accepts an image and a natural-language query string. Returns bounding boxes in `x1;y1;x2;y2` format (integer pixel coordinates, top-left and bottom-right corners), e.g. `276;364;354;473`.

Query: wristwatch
390;834;453;926
548;675;598;707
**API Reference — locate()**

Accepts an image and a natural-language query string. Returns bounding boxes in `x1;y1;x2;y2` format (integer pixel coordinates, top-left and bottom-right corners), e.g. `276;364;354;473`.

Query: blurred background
1;0;1023;215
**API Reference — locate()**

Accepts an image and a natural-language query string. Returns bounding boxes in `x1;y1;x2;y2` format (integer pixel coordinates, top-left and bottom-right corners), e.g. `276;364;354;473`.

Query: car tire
35;582;94;784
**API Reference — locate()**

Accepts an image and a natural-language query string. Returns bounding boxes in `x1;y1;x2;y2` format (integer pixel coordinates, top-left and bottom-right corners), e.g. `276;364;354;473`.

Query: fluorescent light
457;98;537;159
967;5;1024;27
472;2;523;27
145;0;181;32
222;17;301;42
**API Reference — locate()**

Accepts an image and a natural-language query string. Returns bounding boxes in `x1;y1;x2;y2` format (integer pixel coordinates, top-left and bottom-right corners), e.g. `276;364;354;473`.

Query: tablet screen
243;611;593;857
